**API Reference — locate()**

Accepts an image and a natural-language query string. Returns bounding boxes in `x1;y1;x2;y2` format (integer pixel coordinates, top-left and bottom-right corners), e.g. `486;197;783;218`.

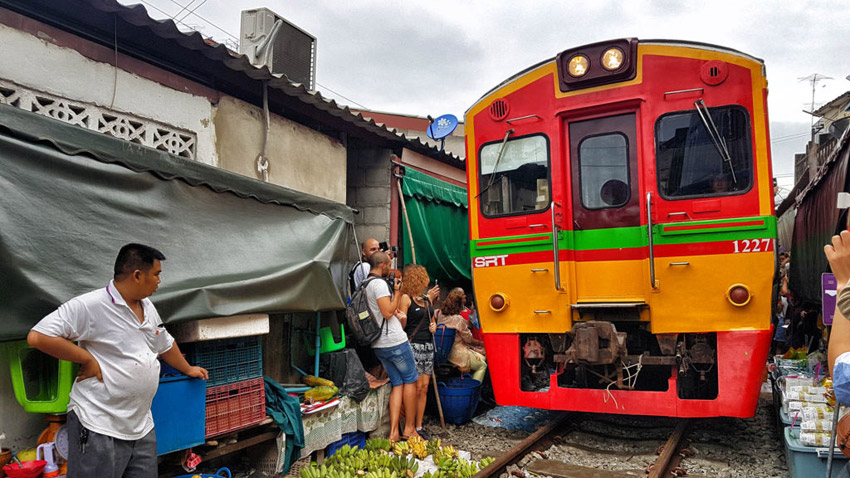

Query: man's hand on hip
77;352;103;382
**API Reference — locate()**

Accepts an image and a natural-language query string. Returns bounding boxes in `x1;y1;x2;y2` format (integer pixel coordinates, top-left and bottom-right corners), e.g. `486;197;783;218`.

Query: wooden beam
201;430;279;460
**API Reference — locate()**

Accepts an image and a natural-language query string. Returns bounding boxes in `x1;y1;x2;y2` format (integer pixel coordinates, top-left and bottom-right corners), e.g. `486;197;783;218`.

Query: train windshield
655;106;752;198
478;134;549;216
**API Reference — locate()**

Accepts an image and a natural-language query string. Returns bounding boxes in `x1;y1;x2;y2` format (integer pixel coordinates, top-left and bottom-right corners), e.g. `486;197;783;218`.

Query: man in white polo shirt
28;243;208;478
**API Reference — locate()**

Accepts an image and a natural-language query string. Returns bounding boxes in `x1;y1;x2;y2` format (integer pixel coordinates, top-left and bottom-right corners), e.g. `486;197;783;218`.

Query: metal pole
828;404;842;477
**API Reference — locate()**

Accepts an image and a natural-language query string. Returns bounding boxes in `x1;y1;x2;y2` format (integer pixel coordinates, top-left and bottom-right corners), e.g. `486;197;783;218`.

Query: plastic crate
784;427;848;478
186;336;263;387
437;374;481;425
151;374;206;455
327;431;366;456
205;377;266;437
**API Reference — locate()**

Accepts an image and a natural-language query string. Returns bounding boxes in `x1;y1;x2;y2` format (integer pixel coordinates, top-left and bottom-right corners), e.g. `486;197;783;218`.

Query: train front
465;38;775;418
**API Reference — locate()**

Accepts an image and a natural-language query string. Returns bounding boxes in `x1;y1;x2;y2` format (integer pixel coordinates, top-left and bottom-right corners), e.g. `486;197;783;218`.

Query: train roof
466;38;765;116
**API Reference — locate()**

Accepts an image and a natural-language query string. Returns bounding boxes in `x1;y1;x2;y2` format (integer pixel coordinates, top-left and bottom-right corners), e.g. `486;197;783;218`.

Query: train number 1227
732;239;772;253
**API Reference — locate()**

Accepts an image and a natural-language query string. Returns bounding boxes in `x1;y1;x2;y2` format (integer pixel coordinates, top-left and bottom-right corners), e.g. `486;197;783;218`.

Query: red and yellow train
465;39;775;417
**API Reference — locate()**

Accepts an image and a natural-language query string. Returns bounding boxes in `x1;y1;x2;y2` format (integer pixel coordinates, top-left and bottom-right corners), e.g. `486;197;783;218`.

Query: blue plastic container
151;374;206;456
173;467;231;478
437;375;481;424
327;431;367;456
433;326;456;364
784;426;848;478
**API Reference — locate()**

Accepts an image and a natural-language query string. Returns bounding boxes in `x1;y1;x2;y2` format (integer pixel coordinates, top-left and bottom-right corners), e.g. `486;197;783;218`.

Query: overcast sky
124;0;850;189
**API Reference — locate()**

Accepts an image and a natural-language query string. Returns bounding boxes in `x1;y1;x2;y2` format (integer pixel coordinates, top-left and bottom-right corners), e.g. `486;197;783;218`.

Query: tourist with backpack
362;251;420;442
348;238;381;293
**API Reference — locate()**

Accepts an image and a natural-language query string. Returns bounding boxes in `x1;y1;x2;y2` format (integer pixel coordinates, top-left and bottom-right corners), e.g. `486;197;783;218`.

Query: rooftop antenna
426;114;459;152
798;73;833;137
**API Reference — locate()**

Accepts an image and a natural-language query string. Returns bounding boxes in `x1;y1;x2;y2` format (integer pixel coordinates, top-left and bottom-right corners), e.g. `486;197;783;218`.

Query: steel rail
648;419;692;478
473;414;572;478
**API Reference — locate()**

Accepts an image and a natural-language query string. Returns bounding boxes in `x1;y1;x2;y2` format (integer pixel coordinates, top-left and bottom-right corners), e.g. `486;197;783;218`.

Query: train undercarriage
519;322;719;401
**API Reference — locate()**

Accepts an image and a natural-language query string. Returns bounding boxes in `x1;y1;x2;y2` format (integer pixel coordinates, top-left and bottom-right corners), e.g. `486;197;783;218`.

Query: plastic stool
305;324;346;356
5;341;75;413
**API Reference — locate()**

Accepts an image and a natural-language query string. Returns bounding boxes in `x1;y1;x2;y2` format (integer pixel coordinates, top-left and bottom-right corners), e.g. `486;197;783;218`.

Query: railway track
474;415;693;478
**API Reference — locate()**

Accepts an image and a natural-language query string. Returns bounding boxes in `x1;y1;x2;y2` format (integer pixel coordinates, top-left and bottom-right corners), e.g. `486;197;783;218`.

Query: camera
386;272;397;292
379;241;389;252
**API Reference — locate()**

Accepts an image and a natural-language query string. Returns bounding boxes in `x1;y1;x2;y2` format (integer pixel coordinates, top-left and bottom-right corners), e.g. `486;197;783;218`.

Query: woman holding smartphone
398;264;439;440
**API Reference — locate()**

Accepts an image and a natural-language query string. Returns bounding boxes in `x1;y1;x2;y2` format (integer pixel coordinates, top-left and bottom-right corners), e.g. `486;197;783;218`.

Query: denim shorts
374;342;419;386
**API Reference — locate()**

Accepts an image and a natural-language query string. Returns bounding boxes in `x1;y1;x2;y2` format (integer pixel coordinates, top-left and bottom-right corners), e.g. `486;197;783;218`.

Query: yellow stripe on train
474;251;773;334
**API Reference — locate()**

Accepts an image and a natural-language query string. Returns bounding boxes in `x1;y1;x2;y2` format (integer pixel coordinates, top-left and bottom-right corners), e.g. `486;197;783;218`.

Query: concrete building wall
347;148;394;247
0;20;218;167
213;96;347;203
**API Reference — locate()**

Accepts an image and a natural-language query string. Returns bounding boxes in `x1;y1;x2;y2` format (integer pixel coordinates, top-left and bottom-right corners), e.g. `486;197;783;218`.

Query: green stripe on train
470;215;777;257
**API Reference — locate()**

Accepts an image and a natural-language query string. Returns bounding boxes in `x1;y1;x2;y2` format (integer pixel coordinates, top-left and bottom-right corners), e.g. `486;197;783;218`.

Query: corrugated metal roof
0;0;464;168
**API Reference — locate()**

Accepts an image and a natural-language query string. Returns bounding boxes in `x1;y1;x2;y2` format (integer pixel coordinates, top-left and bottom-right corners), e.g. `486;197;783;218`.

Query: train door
567;113;645;303
647;104;767;333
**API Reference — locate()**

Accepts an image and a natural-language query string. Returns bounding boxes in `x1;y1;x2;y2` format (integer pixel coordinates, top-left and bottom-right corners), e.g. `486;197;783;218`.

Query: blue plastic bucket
433;326;455;364
437;374;481;424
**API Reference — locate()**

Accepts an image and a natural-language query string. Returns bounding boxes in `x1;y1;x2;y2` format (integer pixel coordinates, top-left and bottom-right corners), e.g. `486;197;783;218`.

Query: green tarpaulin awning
0;104;353;340
401;168;471;282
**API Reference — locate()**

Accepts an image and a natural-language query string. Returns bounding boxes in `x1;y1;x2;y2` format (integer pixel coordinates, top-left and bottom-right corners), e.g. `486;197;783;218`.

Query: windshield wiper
694;99;738;184
475;128;514;199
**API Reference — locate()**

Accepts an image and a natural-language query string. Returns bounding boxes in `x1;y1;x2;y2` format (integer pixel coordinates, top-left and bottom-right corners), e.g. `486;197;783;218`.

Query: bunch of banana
406;437;427;459
365;437;391;452
369;451;393;468
389;455;419;475
441;445;457;458
391;440;410;456
435;455;459;474
478;456;495;469
425;438;441;456
363;469;399;478
456;458;480;476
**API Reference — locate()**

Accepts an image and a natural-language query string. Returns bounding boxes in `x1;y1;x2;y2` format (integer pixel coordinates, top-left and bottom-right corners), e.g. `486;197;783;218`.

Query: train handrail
647;192;657;289
551;201;561;291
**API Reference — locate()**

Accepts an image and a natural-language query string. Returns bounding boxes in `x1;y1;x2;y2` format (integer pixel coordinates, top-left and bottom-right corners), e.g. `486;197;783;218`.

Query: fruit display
299;438;494;478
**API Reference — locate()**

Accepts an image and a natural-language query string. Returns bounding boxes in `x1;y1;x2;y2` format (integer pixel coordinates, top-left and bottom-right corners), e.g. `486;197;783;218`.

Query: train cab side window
578;133;630;209
655;106;752;199
478;134;550;216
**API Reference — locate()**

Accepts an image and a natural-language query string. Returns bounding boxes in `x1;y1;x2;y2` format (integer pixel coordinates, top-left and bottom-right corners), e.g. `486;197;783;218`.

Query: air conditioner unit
239;8;316;90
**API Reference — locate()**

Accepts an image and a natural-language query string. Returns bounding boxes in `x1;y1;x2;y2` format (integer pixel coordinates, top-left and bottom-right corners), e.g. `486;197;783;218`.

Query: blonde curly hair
400;264;429;299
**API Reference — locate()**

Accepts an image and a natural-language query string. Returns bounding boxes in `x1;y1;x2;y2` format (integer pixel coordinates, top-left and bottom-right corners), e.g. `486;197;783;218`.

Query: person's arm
396;294;411;329
376;279;401;319
27;331;102;382
825;230;850;372
160;344;209;380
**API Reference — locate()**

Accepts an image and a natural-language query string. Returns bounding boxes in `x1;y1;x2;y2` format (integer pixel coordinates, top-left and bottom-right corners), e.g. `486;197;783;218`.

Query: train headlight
567;55;589;77
726;284;751;307
601;48;624;71
489;293;509;312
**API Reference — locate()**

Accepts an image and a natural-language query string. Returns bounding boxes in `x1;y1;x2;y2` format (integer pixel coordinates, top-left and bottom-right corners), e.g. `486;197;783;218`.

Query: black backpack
345;277;387;347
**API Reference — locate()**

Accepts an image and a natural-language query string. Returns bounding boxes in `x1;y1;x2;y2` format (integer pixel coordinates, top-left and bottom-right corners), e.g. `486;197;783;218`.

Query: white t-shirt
31;281;175;440
364;277;408;349
352;262;371;290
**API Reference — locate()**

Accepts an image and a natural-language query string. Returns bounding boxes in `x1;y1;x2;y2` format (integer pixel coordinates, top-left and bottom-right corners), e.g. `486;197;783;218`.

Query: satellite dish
426;114;459;141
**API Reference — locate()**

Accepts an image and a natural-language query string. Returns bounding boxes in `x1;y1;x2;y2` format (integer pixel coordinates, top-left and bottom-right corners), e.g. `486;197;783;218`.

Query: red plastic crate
205;377;266;437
